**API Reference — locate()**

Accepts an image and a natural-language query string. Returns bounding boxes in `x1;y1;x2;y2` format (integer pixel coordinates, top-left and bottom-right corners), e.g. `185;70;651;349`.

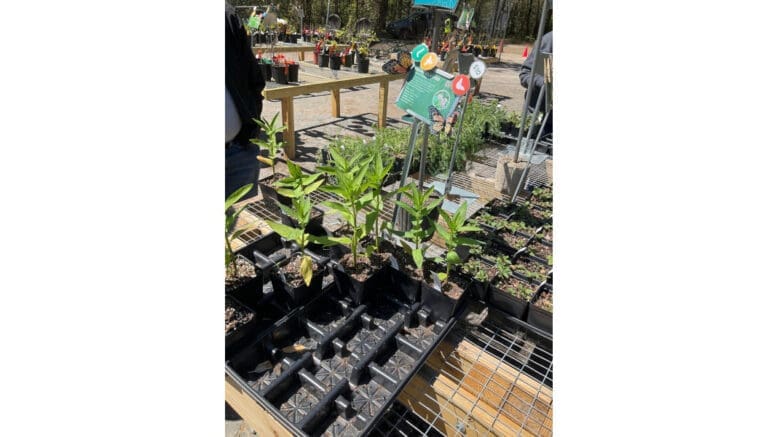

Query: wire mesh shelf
374;304;553;436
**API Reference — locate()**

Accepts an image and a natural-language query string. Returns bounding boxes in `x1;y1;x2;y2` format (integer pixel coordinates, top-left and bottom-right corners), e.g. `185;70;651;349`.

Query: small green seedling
250;112;286;176
392;184;443;270
266;196;316;286
433;201;483;284
225;183;253;273
274;160;324;199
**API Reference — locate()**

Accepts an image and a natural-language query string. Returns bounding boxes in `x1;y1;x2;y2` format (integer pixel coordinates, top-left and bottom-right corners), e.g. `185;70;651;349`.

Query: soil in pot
225;255;258;291
225;297;255;335
497;231;530;252
490;275;535;319
514;255;551;280
460;258;496;300
280;253;322;288
378;240;423;302
535;289;553;313
526;240;552;264
420;264;467;323
333;252;392;304
486;198;519;218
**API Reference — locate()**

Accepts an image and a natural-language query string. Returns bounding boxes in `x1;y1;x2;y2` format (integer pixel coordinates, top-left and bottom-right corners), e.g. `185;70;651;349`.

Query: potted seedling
525;239;552;267
527;283;553;334
489;254;535;319
421;202;482;321
461;257;495;301
225;184;260;294
225;295;258;352
251;113;287;203
389;184;443;305
272;160;328;249
357;45;370;73
494;220;532;253
316;147;392;304
264;196;327;306
329;42;342;70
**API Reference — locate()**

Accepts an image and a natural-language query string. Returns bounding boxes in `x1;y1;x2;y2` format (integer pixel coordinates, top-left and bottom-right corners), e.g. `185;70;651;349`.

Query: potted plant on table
225;184;260;294
251;113;286;202
527;284;553;334
356;45;370;73
421;202;483;321
328;43;342;70
315;147;393;304
389;184;443;305
263;195;328;307
489;254;535;319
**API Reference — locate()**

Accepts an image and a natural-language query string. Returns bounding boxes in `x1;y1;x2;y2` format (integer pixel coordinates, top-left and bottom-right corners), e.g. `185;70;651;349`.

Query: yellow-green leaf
300;255;313;286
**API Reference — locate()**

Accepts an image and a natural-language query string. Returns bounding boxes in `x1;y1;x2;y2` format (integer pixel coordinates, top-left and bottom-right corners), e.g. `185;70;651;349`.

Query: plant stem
351;201;359;268
226;233;236;276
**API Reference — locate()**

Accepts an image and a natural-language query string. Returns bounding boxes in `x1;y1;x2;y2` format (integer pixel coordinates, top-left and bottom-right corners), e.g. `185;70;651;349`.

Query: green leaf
309;234;350;247
225;184;253;211
437;272;448;282
300;255;313;286
446;250;461;266
266;221;303;242
303;178;325;194
276;188;299;198
458;225;482;233
457;237;482;247
433;222;452;243
411;248;424;270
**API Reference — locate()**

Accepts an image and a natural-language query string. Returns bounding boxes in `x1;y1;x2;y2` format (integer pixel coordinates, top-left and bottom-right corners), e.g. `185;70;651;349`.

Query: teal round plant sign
411;44;429;63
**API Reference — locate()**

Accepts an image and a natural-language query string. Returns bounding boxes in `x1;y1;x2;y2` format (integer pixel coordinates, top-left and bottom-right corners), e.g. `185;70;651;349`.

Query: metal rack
374;304;553;436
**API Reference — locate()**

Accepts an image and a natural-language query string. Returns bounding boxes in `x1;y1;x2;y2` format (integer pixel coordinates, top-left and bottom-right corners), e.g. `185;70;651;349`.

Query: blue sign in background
412;0;460;10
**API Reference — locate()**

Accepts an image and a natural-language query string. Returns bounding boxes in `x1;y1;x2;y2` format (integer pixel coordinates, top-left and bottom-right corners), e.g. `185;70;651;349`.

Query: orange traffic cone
522;46;529;57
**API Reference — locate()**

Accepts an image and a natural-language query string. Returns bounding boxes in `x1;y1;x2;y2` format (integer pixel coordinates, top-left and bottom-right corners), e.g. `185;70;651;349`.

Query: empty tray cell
248;361;285;393
352;380;393;428
365;299;406;330
277;383;322;424
315;355;353;390
322;415;360;437
401;325;438;350
304;296;351;340
345;328;383;361
379;349;416;381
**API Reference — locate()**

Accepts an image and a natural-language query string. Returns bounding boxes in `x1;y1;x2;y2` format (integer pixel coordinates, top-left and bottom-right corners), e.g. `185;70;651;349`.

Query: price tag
469;60;486;79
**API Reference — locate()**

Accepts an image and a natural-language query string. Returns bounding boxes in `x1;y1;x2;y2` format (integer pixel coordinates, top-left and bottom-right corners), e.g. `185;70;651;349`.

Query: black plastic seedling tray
225;282;461;436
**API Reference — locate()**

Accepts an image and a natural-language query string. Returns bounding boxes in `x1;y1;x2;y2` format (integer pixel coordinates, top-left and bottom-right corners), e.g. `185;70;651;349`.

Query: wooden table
262;62;405;159
252;44;317;61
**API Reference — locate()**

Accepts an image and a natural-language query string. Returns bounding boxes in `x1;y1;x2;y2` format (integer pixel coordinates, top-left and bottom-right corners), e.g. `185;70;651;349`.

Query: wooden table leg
378;79;389;128
280;97;295;159
330;89;341;118
299;50;304;62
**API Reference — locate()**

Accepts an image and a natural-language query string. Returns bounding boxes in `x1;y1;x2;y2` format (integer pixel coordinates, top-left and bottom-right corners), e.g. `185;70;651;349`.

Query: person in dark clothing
225;1;266;199
519;31;552;138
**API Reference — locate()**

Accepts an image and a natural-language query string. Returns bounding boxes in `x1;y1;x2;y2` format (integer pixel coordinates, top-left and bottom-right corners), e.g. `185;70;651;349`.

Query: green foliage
250;113;286;176
433;202;482;283
462;259;490;283
316;148;375;268
266;196;315;286
274;160;324;199
392;184;443;271
225;184;253;271
494;255;514;281
505;280;535;301
364;148;395;255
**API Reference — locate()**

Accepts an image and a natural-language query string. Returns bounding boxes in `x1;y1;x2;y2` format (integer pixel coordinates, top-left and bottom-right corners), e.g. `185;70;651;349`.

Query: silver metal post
512;0;550;163
511;84;548;202
443;91;471;196
417;124;431;189
391;119;421;227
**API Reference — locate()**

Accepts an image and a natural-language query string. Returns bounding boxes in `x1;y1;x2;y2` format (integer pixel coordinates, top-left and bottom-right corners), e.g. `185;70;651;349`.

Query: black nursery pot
271;65;288;84
225;295;259;354
290;34;299;44
527;283;553;334
343;52;354;67
318;53;329;67
225;254;262;296
357;57;369;73
488;277;533;320
419;273;467;324
269;251;327;307
287;63;299;82
257;62;272;82
329;54;342;70
386;258;421;304
331;257;391;305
